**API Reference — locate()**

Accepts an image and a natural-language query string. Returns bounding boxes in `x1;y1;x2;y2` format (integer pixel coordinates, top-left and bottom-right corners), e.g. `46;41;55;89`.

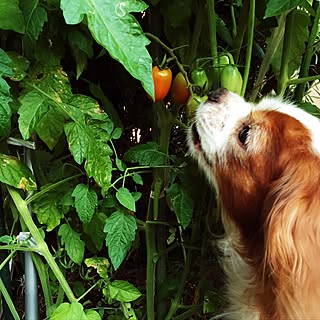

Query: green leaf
109;280;142;302
7;52;30;82
18;92;48;140
83;212;107;252
104;210;137;270
50;302;85;320
0;154;37;191
85;256;110;279
58;224;85;265
21;1;48;40
112;127;122;140
132;173;143;185
0;49;13;136
85;309;101;320
33;188;70;231
124;142;166;166
35;107;66;150
161;0;192;28
60;0;155;99
265;0;302;18
116;187;136;212
0;235;13;244
0;0;25;33
166;183;193;229
120;302;138;320
72;184;98;224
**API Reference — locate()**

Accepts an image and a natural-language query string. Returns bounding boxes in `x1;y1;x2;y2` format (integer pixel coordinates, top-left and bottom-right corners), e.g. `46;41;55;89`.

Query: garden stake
7;138;38;320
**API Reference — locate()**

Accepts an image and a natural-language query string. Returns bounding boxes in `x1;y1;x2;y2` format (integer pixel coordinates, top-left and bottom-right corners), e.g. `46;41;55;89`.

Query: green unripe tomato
186;95;208;119
220;65;243;95
191;68;209;91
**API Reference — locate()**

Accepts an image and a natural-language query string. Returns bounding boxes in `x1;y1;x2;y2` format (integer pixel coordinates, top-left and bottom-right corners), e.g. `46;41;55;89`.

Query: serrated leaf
21;1;48;40
33;188;69;231
0;95;12;137
166;183;193;229
264;0;302;18
85;256;110;279
121;302;138;320
104;210;137;270
50;302;85;320
0;154;37;191
83;212;107;252
109;280;142;302
58;224;85;265
0;0;25;33
60;0;154;99
7;52;30;82
132;173;143;185
116;187;136;212
124;142;166;166
35;107;66;150
18;92;48;140
72;184;98;224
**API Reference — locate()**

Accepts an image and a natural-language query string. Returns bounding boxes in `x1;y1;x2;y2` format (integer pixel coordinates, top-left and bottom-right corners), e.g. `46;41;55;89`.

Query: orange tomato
171;72;190;104
152;66;172;102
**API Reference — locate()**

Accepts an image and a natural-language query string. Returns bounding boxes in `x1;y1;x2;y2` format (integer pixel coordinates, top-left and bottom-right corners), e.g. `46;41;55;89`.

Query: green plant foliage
104;210;137;270
60;0;154;99
0;0;25;33
0;154;37;191
109;280;142;302
264;0;303;18
50;302;101;320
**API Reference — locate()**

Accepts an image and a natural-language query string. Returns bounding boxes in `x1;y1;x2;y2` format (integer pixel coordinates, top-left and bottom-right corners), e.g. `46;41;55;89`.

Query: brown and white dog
188;88;320;320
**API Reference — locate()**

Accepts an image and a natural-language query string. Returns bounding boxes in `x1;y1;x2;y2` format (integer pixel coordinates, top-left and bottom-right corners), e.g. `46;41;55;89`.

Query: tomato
191;68;209;91
220;65;243;95
186;95;207;119
171;72;190;104
152;66;172;102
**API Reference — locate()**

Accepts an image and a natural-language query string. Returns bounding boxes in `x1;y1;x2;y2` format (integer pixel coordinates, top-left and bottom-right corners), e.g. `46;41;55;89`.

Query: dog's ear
264;160;320;318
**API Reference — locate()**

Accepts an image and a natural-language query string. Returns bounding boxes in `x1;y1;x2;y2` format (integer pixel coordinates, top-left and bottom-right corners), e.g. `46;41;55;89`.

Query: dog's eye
238;125;250;145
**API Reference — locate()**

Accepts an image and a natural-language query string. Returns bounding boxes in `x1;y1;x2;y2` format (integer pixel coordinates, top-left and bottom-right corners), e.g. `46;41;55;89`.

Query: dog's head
188;88;320;317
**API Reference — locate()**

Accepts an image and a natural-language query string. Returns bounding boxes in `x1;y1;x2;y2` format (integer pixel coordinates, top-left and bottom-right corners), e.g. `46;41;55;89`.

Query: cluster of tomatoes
151;54;243;119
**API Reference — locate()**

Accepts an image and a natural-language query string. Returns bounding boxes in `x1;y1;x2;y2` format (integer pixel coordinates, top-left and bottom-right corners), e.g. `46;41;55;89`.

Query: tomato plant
171;72;190;104
0;0;319;320
152;66;172;102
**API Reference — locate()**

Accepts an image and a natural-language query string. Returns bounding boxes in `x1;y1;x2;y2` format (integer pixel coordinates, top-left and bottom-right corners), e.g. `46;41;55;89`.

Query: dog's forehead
255;97;320;154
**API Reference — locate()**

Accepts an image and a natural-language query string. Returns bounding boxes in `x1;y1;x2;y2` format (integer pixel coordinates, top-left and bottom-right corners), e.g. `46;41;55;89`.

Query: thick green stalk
240;0;255;96
251;14;286;101
0;277;20;320
278;11;295;96
232;0;249;63
294;0;320;101
7;186;76;303
207;0;219;86
186;3;204;65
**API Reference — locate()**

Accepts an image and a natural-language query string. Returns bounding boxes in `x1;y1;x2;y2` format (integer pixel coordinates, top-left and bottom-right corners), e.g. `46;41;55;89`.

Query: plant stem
294;0;320;101
240;0;255;96
288;74;320;86
25;173;83;205
206;0;219;86
0;277;20;320
251;14;286;101
7;186;77;303
278;11;295;96
145;33;193;95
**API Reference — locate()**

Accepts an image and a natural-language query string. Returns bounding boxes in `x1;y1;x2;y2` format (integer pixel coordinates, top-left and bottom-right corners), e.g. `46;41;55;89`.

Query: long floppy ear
264;160;320;319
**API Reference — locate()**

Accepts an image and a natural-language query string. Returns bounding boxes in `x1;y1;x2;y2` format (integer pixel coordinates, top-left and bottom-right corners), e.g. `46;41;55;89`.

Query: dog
188;88;320;320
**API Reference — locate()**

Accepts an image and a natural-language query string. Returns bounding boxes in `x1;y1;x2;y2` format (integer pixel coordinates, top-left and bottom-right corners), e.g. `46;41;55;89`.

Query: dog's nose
208;88;227;102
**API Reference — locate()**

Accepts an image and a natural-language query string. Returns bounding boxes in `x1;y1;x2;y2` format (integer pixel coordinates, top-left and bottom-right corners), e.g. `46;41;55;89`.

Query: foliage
0;0;319;319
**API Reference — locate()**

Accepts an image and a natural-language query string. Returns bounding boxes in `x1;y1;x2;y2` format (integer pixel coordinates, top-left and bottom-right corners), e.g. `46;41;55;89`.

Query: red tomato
152;66;172;102
171;72;190;104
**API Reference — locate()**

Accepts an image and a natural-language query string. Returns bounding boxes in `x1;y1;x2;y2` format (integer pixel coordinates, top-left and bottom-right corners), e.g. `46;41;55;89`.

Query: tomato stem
206;0;219;87
145;33;193;95
240;0;255;96
294;0;320;102
278;11;295;96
